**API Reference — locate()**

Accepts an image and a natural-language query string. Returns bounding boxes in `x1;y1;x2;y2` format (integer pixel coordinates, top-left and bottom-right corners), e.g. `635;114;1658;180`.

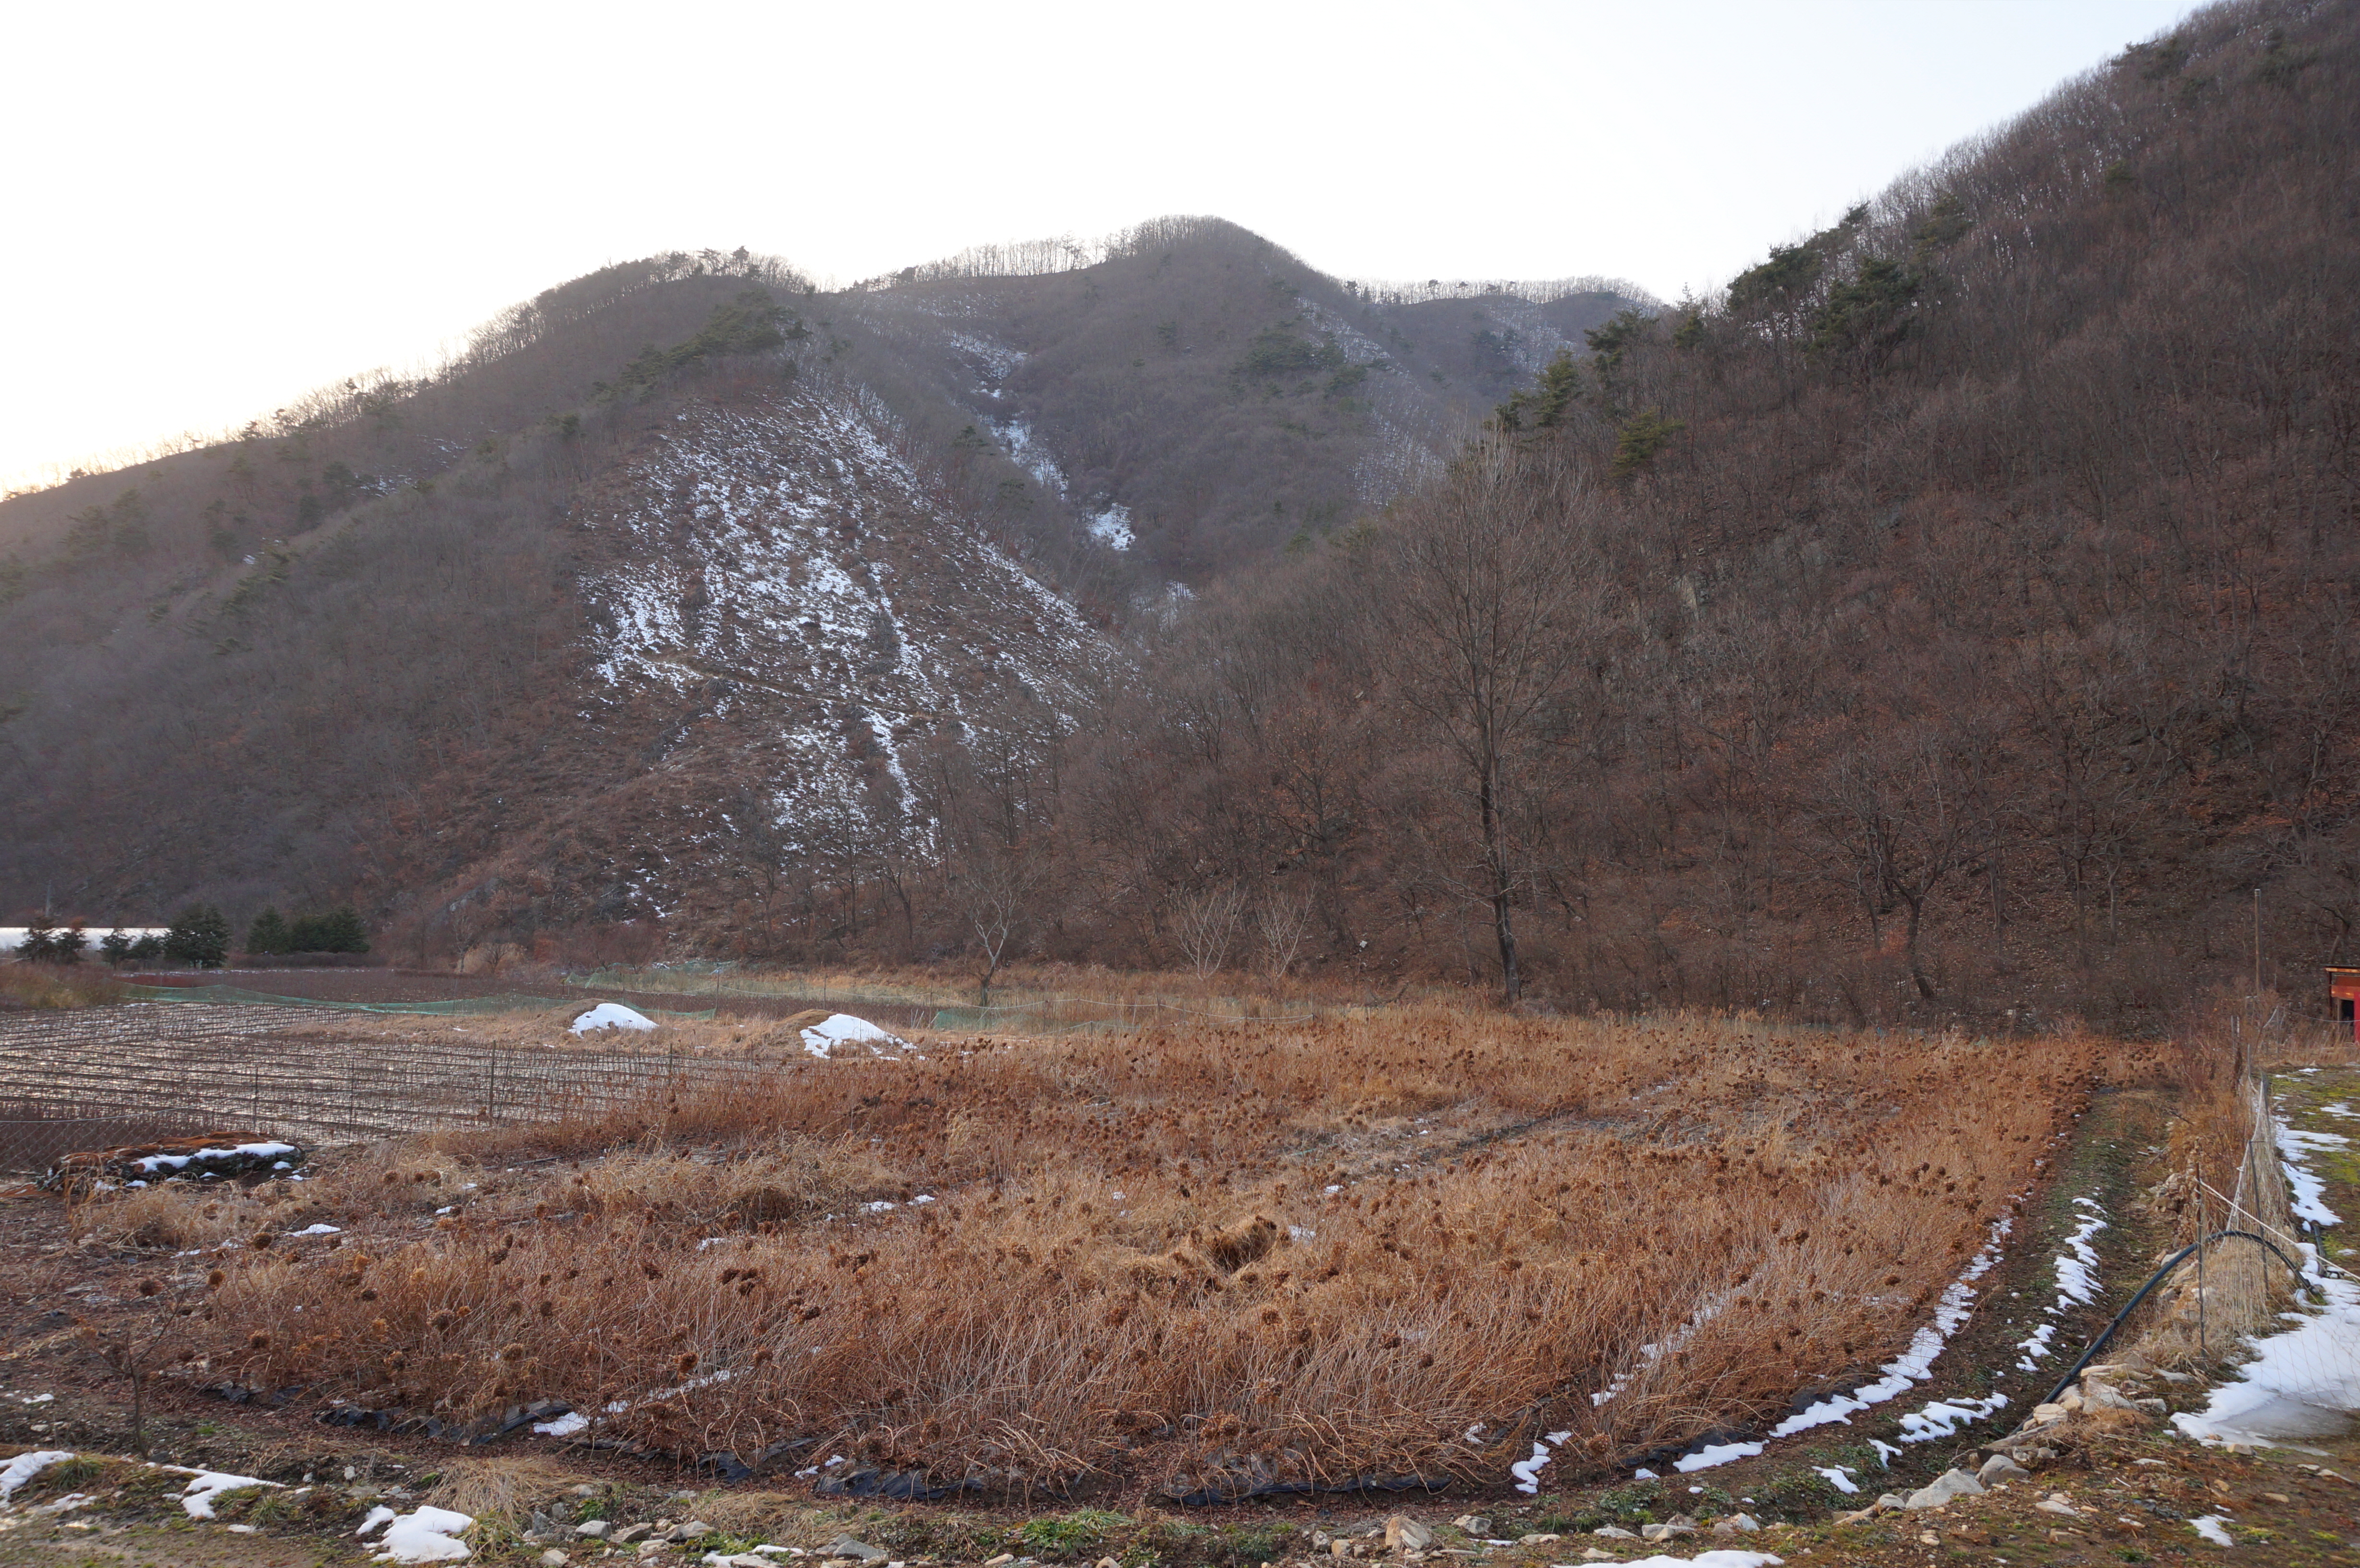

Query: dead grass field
64;1007;2128;1502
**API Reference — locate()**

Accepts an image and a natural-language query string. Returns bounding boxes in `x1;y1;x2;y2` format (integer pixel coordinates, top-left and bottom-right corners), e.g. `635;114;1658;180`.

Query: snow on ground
2017;1196;2107;1371
1088;503;1135;550
2174;1109;2360;1447
358;1504;476;1562
173;1467;281;1519
800;1013;912;1059
996;419;1068;496
0;1451;73;1502
2279;1120;2347;1226
1659;1214;2017;1475
578;385;1103;907
571;1003;657;1034
131;1140;300;1175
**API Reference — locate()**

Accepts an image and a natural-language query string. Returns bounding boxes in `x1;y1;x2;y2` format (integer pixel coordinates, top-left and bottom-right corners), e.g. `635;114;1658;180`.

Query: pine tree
18;911;58;962
54;922;86;965
163;905;230;968
246;907;289;956
319;905;369;954
99;931;135;965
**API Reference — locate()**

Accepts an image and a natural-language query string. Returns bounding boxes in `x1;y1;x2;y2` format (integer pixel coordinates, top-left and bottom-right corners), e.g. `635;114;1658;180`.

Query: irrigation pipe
2040;1228;2318;1409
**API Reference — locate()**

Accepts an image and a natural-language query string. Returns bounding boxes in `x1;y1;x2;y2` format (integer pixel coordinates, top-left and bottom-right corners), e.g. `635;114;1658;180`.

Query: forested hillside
1047;0;2360;1028
4;0;2349;1031
0;220;1635;943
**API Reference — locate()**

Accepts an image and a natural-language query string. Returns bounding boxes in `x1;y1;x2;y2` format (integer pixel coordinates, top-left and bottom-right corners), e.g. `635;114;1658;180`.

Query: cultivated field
59;1008;2118;1503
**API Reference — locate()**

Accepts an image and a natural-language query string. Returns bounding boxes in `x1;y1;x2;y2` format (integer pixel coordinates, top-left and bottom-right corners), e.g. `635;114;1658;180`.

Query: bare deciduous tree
1379;437;1606;1003
1172;883;1247;977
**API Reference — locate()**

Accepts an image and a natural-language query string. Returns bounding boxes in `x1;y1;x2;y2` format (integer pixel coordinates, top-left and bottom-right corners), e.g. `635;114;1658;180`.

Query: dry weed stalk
156;1009;2100;1494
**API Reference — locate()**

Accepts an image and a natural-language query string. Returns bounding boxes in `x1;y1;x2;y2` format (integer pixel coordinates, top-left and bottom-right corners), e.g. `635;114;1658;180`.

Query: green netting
122;984;715;1020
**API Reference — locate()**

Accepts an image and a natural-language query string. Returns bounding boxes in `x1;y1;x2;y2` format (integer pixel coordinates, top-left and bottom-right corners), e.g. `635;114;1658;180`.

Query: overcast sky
5;0;2196;491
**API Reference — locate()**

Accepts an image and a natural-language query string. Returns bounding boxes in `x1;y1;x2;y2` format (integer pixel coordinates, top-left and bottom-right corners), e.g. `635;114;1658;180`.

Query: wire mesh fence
0;1003;774;1172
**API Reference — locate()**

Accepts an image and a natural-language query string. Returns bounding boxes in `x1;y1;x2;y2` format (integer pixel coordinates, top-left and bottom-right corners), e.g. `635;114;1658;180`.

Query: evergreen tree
246;907;289;956
286;906;369;954
128;933;165;962
99;931;135;964
18;911;58;962
163;905;229;968
318;905;369;954
54;922;86;964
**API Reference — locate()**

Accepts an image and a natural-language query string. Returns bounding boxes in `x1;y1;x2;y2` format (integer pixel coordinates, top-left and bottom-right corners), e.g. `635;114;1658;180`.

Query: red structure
2335;967;2360;1043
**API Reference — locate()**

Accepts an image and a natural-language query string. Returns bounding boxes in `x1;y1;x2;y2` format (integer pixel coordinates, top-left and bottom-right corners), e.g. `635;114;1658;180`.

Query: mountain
1045;0;2360;1027
0;223;1644;947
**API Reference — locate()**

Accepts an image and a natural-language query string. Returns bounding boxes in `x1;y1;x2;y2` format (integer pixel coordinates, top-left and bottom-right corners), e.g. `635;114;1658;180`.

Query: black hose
2040;1228;2315;1409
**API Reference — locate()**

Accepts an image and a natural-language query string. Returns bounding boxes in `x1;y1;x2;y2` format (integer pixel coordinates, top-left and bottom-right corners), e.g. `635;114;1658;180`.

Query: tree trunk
1481;761;1521;1004
1903;892;1934;1000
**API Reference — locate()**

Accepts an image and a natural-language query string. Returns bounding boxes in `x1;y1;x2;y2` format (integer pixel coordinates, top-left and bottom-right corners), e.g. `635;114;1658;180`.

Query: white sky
5;0;2195;492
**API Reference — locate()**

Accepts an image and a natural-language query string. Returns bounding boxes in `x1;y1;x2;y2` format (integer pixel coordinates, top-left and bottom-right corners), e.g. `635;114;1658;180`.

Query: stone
2083;1384;2141;1412
1711;1514;1760;1534
611;1526;653;1545
827;1542;887;1565
571;1485;602;1498
1979;1455;2032;1486
1903;1470;1986;1510
1385;1517;1434;1552
576;1522;613;1540
984;1558;1015;1567
2135;1397;2169;1415
637;1543;669;1558
543;1553;570;1568
1452;1519;1491;1539
670;1524;712;1543
2035;1497;2079;1518
1515;1534;1561;1545
1638;1522;1695;1542
1589;1527;1635;1540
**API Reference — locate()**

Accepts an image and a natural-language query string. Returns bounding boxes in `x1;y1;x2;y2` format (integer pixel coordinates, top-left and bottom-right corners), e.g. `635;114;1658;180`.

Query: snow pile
571;1003;657;1035
2190;1515;2236;1546
1603;1554;1783;1568
173;1467;280;1518
2174;1112;2360;1447
532;1410;590;1437
0;1450;74;1502
800;1014;911;1059
358;1504;476;1562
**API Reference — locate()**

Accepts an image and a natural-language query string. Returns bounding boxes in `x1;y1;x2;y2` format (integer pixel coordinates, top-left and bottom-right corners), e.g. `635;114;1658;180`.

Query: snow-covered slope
415;376;1105;940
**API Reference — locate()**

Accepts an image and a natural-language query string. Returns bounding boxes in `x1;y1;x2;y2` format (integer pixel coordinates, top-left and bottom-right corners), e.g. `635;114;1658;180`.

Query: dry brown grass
0;963;127;1010
144;1008;2106;1496
421;1456;585;1530
2126;993;2313;1369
